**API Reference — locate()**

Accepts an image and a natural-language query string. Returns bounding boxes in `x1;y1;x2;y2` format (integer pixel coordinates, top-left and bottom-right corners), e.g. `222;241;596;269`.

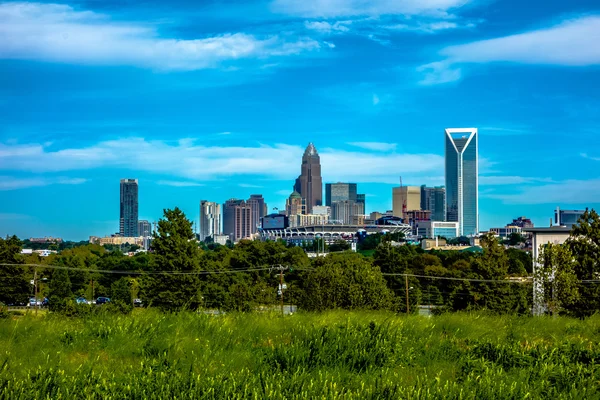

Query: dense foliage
2;208;600;316
1;311;599;399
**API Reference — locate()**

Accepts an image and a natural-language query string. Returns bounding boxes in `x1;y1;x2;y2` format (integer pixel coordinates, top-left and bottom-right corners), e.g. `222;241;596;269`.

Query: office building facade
223;199;251;242
247;194;267;234
445;128;478;236
200;201;221;242
294;143;323;214
421;185;446;221
331;200;364;225
119;179;138;237
416;221;460;239
286;191;305;216
392;186;421;218
138;220;151;238
555;207;585;228
325;182;357;206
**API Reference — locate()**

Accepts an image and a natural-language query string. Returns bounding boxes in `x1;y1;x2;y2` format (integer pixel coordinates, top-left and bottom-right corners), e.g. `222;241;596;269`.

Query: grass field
1;310;599;399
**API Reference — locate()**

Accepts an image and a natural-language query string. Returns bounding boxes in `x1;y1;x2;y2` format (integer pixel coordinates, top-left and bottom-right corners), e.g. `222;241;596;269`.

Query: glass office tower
445;128;478;236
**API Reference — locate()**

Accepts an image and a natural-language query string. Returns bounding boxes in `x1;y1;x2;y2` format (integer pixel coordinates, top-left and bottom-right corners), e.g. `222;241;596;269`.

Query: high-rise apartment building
420;185;446;221
445;128;478;236
138;220;151;237
294;143;322;214
119;179;138;237
392;186;421;218
331;200;364;225
200;201;221;242
247;194;267;234
223;199;251;242
325;183;357;206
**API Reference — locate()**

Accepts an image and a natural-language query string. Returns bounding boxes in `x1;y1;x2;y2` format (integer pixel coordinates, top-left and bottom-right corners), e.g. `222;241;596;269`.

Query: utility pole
275;265;289;316
405;274;410;315
34;269;38;316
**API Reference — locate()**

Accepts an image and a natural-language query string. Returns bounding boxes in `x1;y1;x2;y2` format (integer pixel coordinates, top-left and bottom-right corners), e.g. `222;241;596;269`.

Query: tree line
1;208;599;317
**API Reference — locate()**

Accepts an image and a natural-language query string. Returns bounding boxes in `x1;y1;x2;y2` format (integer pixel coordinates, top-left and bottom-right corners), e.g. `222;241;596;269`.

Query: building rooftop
523;227;572;233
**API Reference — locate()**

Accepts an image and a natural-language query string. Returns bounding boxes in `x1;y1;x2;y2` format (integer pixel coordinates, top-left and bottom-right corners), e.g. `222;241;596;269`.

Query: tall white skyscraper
200;200;221;242
445;128;478;236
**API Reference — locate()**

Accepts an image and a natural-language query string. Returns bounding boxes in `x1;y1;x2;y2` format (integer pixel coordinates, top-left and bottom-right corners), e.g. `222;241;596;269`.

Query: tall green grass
1;311;599;399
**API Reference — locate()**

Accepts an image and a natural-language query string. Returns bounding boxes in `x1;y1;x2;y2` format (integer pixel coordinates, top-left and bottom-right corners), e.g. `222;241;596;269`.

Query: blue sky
0;0;599;240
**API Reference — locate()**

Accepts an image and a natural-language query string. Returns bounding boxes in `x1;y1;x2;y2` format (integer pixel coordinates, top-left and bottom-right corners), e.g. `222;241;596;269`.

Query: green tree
111;277;133;312
0;236;29;305
142;207;202;311
565;209;600;317
328;240;351;252
299;253;394;311
535;243;579;315
48;268;73;311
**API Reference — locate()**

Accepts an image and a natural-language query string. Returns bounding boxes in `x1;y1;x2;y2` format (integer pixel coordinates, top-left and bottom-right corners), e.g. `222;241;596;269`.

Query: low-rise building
89;235;145;246
489;225;523;238
416;221;459;239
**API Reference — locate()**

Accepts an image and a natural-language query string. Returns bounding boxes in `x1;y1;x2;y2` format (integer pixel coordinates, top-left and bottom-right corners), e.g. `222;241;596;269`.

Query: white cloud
441;15;600;66
272;0;474;18
581;153;600;161
239;183;263;188
372;94;380;105
304;20;351;33
156;180;205;187
420;15;600;84
480;175;554;185
347;142;397;152
0;138;443;184
0;175;87;190
0;2;323;70
485;179;600;205
417;60;461;85
385;20;471;33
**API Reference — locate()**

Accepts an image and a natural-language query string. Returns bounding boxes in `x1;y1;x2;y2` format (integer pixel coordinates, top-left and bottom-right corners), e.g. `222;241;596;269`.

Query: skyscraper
138;220;151;237
420;185;446;222
247;194;267;234
445;128;478;236
392;186;420;218
331;200;364;225
119;179;138;237
294;143;322;214
200;201;221;241
325;183;357;206
223;199;251;242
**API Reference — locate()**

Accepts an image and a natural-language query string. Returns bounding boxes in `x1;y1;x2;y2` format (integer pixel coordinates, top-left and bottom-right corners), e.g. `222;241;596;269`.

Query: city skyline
1;0;599;239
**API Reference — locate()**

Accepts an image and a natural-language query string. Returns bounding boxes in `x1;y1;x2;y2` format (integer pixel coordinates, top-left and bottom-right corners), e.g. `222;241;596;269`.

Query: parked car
133;298;143;307
27;298;42;307
76;297;88;304
96;297;111;305
41;298;49;307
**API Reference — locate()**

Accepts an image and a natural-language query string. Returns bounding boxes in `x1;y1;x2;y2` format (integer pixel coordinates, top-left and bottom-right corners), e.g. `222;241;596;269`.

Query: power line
0;263;273;276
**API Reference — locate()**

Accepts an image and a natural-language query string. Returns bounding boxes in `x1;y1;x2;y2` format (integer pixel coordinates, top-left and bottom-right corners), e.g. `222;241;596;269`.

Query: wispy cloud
272;0;475;18
304;20;351;33
0;2;324;70
238;183;264;188
441;15;600;66
0;138;443;184
347;142;397;152
480;175;554;186
0;175;87;191
581;153;600;161
485;178;600;205
420;15;600;84
156;180;205;187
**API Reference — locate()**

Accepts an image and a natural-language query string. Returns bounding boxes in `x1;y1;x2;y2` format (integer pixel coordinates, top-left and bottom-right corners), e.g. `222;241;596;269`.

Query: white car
27;298;42;307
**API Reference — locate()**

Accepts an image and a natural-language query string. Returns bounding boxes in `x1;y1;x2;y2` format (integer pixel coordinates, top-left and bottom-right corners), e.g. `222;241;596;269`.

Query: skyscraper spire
294;143;322;214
